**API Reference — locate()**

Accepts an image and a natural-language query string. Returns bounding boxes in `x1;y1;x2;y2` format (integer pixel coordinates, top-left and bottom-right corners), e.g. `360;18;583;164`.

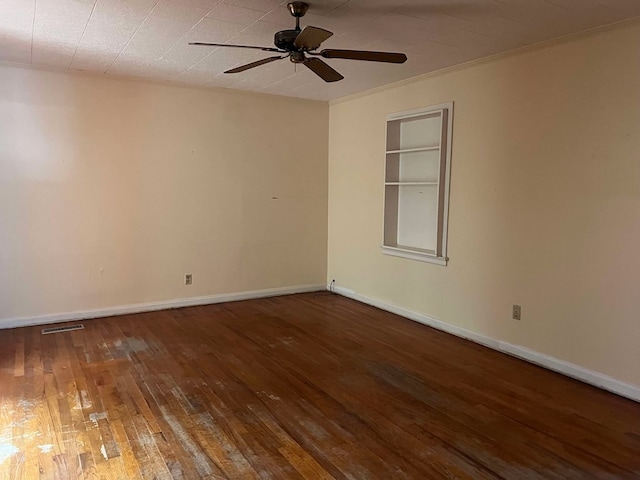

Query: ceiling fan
189;1;408;83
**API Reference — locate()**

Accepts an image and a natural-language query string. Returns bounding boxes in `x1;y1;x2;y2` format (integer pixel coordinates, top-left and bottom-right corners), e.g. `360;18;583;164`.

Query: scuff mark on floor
257;391;281;401
299;420;328;440
71;391;82;410
38;444;54;454
17;399;35;410
89;412;108;423
159;406;218;478
126;338;150;354
10;398;37;428
80;390;93;409
196;412;255;477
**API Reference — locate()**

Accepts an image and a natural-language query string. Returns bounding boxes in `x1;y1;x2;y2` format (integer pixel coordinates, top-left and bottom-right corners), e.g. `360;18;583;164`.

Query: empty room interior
1;0;640;478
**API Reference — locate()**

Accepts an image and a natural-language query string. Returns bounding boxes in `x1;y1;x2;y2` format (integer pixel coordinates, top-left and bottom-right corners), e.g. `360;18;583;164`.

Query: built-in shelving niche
383;103;453;265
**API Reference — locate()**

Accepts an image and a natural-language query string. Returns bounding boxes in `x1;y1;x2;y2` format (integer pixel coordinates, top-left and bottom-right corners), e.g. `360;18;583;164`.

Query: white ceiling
1;0;638;101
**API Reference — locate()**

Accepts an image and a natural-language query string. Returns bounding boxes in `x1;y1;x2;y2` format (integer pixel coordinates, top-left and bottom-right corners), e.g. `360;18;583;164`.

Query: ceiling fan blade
294;26;333;50
317;49;407;63
225;56;287;74
303;58;343;83
189;42;283;53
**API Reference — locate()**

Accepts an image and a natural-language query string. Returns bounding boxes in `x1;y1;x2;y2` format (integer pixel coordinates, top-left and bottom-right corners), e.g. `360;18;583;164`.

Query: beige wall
328;22;640;387
0;66;328;321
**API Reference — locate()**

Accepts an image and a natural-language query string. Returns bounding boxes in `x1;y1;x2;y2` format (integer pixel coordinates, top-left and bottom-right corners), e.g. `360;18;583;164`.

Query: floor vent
42;324;85;335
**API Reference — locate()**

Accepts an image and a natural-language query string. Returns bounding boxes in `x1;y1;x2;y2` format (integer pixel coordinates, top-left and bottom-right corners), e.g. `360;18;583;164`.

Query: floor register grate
41;324;85;335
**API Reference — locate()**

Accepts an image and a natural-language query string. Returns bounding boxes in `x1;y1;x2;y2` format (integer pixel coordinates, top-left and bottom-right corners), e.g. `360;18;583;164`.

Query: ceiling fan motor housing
290;51;305;63
274;30;300;51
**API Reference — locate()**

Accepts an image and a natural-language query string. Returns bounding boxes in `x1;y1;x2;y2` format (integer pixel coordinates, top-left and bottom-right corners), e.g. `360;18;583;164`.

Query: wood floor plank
1;293;639;479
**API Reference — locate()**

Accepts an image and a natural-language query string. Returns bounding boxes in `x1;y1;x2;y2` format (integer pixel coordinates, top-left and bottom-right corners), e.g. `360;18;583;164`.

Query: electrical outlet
185;274;193;285
512;304;521;320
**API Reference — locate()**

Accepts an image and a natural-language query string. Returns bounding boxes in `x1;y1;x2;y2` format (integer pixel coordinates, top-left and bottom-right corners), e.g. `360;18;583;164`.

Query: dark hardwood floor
0;292;639;479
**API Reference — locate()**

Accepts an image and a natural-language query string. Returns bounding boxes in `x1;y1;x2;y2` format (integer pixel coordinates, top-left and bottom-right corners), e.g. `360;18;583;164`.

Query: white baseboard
0;284;326;330
332;285;640;404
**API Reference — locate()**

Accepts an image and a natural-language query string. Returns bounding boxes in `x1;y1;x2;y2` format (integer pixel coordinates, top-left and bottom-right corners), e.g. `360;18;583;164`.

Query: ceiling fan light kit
189;1;407;83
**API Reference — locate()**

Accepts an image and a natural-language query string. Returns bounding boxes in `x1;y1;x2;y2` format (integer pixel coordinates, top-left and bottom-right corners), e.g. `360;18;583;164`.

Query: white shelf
385;182;438;186
386;146;440;155
381;245;448;266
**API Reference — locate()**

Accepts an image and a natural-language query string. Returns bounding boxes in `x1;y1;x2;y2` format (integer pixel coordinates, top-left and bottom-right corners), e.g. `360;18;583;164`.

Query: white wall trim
332;285;640;404
0;284;326;330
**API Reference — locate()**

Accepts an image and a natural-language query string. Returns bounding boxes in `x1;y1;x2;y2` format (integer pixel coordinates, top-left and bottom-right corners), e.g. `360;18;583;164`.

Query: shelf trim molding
382;245;448;266
388;107;445;121
385;182;438;186
386;146;441;154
